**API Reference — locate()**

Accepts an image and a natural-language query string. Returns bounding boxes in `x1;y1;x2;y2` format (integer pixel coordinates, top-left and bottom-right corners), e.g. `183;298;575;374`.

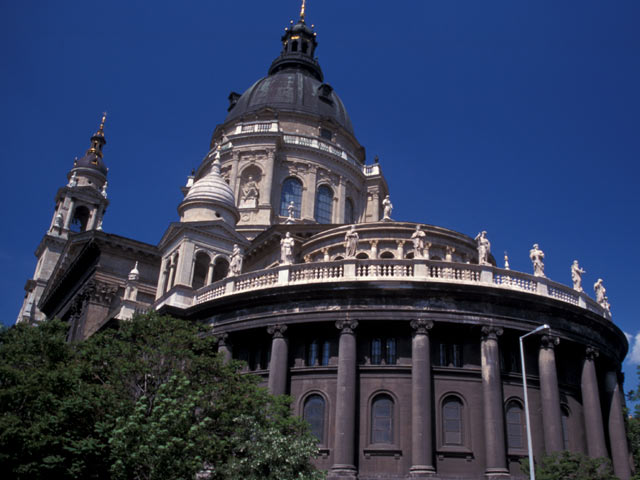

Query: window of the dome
280;177;302;217
320;128;332;141
314;185;333;224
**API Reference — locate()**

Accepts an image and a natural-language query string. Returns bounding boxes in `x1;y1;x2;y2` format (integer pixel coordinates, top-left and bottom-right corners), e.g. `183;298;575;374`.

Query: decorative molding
481;325;503;341
585;346;599;361
335;319;358;334
267;323;288;338
540;334;560;350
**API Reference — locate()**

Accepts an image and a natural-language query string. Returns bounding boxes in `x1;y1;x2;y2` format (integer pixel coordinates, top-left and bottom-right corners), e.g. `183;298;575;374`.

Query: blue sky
1;1;639;397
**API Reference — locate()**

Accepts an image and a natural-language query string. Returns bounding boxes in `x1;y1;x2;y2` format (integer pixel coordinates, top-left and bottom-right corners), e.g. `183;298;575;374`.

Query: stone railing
194;259;610;319
362;164;381;176
282;134;360;168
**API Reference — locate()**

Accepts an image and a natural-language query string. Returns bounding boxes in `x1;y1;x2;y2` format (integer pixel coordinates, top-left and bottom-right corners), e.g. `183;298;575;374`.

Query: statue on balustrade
411;225;427;258
475;230;491;265
280;232;295;265
382;195;393;221
228;244;243;277
571;260;585;292
344;225;359;258
529;243;545;277
594;278;610;312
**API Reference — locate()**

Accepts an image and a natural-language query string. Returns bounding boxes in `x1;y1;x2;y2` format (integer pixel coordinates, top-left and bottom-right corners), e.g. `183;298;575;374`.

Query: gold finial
96;112;107;135
300;0;306;21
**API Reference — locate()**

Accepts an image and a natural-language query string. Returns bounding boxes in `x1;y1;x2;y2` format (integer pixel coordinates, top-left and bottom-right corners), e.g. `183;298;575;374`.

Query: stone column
410;319;435;477
217;333;232;363
337;176;346;223
267;324;288;396
606;370;631;480
330;319;358;479
302;165;317;220
63;199;76;230
261;148;275;207
581;347;607;459
481;326;509;477
538;334;563;453
230;151;240;199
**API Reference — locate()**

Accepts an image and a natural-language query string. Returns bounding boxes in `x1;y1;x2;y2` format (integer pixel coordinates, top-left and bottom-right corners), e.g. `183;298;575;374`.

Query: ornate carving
475;231;491;265
540;334;560;350
410;319;434;335
335;319;358;334
217;332;229;347
267;324;287;338
344;226;359;258
481;325;503;341
585;346;599;361
530;243;545;277
84;280;118;307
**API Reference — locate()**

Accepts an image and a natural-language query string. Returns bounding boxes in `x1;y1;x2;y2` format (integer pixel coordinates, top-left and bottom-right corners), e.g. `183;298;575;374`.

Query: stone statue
503;252;510;270
475;230;491;265
571;260;585;292
228;244;243;277
101;182;108;198
240;175;259;208
97;219;103;231
594;278;609;308
382;195;393;220
529;243;545;277
54;212;64;229
68;171;78;188
411;225;427;258
280;232;295;265
344;225;359;258
285;201;295;224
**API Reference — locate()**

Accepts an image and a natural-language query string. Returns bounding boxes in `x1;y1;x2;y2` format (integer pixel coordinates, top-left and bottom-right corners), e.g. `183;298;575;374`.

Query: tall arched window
280;178;302;218
192;251;211;289
345;198;355;224
506;400;525;450
442;396;463;445
314;185;333;224
70;205;90;232
371;394;394;444
303;395;325;443
212;257;229;282
561;405;570;450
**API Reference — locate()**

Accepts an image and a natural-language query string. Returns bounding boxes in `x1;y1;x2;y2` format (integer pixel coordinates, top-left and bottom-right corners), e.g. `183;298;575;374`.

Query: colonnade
219;321;631;480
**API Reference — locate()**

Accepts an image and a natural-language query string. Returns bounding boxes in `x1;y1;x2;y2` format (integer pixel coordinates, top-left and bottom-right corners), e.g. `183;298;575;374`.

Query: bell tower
17;114;111;324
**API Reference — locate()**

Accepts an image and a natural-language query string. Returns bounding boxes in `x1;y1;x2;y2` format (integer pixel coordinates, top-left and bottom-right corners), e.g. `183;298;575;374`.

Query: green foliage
629;364;640;479
0;314;324;480
520;451;617;480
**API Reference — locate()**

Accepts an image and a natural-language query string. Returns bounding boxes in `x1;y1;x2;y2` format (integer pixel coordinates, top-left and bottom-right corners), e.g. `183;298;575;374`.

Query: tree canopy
0;314;324;480
521;451;617;480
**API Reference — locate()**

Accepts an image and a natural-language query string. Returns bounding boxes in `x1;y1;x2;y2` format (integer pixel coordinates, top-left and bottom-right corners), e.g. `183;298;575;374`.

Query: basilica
16;6;632;480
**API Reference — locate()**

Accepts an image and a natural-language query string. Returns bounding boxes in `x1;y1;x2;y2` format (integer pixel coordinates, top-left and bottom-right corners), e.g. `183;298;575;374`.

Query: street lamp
519;324;550;480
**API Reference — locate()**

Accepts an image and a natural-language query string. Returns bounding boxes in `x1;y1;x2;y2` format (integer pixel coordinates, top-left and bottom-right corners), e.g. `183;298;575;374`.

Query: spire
300;0;306;22
86;112;107;158
268;3;323;81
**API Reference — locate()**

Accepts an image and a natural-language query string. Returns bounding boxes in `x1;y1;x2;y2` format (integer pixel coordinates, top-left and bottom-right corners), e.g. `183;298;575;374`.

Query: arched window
506;400;525;450
192;251;211;289
303;395;325;443
314;185;333;224
561;405;570;450
70;205;90;232
212;257;229;282
355;252;369;259
380;251;395;259
442;396;463;445
280;177;302;218
371;394;394;444
345;198;355;224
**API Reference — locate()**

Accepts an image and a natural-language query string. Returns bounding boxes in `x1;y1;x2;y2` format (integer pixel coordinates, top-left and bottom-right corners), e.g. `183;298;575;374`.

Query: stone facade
17;8;632;480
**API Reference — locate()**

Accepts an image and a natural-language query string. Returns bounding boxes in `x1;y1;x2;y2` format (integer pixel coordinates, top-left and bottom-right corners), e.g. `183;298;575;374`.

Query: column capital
585;346;600;361
267;323;288;338
540;334;560;350
336;319;358;334
217;332;229;347
481;325;503;341
410;319;433;335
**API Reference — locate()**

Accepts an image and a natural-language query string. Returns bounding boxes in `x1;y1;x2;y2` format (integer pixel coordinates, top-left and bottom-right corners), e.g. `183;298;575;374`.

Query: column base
328;464;357;480
484;467;510;478
410;465;436;477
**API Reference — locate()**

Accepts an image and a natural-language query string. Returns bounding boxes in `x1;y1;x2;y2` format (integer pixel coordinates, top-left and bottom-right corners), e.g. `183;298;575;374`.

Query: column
302;165;317;220
217;333;232;364
261;148;275;207
606;370;631;480
410;319;435;477
330;319;358;479
206;259;215;285
63;198;75;230
538;334;563;453
337;176;346;223
230;151;240;199
267;324;288;396
581;347;607;458
481;326;509;477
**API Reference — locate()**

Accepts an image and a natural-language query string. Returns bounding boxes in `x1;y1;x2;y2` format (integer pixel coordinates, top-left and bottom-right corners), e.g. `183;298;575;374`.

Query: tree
0;314;324;480
628;365;640;479
520;451;617;480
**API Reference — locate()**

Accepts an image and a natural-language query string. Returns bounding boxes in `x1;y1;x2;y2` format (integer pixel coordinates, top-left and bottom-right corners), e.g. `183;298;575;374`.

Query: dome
225;70;354;135
179;158;239;224
74;150;108;176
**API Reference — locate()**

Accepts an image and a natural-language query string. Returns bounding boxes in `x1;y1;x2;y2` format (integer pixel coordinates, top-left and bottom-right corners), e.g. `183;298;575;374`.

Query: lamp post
519;324;550;480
